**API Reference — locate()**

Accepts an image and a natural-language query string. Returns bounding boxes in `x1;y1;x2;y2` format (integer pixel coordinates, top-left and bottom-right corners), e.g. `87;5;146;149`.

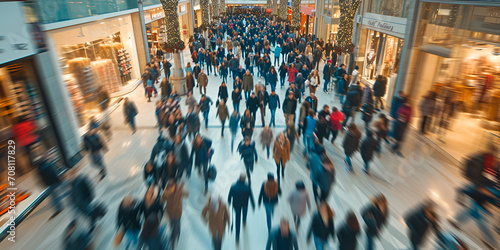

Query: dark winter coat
237;142;258;163
345;85;362;108
229;114;240;134
37;158;61;187
266;228;299;250
186;74;195;90
360;132;378;162
268;94;280;110
228;180;255;210
232;90;242;104
246;96;259;112
283;97;297;115
362;203;388;236
199;97;213;113
337;223;360;250
117;201;142;231
218;86;229;100
342;129;361;156
307;210;335;242
373;79;387;97
405;206;436;246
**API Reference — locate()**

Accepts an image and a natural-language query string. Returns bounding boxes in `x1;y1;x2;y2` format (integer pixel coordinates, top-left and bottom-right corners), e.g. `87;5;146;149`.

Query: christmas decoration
336;0;361;54
160;0;185;52
271;0;278;16
447;4;459;28
212;0;220;19
220;0;226;16
278;0;288;22
290;0;301;31
267;0;272;10
199;0;210;30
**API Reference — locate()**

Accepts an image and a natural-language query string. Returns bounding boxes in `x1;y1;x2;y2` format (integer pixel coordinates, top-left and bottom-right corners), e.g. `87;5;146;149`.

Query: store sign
145;9;165;23
362;16;406;35
0;2;45;65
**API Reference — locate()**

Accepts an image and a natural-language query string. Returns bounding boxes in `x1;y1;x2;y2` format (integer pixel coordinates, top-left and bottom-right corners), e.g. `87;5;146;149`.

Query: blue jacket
274;46;282;57
304;116;316;136
229;114;240;134
198;51;204;62
268;94;281;110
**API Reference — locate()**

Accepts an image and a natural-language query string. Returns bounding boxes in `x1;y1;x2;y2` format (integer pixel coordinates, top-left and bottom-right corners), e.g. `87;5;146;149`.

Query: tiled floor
1;48;498;250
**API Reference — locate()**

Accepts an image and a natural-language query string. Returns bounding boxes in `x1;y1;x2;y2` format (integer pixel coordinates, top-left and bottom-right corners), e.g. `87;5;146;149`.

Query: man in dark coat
266;218;299;250
237;136;258;184
240;109;255;139
230;57;240;80
117;196;142;248
372;75;387;110
193;63;201;87
323;60;334;93
283;91;298;125
190;135;212;193
362;195;389;250
360;129;379;174
268;90;281;127
294;73;305;103
163;59;172;80
228;174;255;244
405;201;438;250
342;84;362;127
36;153;64;218
83;125;108;180
246;92;260;127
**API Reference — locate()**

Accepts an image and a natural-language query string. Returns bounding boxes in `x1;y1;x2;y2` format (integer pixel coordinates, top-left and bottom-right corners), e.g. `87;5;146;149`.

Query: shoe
363;170;370;176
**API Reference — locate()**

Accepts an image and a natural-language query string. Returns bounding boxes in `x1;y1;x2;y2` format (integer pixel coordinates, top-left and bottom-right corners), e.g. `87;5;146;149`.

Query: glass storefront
405;2;500;160
365;0;411;18
49;15;140;128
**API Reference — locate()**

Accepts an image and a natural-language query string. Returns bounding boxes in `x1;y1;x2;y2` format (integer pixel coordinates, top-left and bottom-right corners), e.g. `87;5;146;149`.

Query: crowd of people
32;10;498;250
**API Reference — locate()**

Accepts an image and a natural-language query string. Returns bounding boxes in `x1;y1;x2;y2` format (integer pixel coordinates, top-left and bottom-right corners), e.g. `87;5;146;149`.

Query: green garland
199;0;210;31
271;0;278;16
336;0;362;54
212;0;220;19
291;0;301;31
160;0;185;52
220;0;226;16
278;0;288;22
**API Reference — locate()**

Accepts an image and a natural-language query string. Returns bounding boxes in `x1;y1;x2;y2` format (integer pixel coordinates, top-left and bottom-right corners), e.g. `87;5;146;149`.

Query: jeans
264;144;270;158
128;116;136;132
221;119;225;136
222;74;228;83
244;161;254;184
212;235;222;250
233;102;240;113
232;70;238;79
264;203;275;233
420;116;430;133
331;129;339;143
366;232;375;250
259;106;266;127
269;109;276;126
206;64;212;75
231;132;236;152
313;234;327;250
274;56;280;66
339;95;345;105
90;152;107;176
345;154;353;170
234;206;248;242
303;134;315;154
280;76;285;87
203;111;209;128
245;91;251;100
323;80;330;92
251;110;257;127
170;218;181;248
364;159;370;172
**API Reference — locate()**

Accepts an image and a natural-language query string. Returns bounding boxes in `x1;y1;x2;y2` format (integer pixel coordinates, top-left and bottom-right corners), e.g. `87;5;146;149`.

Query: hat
295;181;305;190
328;60;332;64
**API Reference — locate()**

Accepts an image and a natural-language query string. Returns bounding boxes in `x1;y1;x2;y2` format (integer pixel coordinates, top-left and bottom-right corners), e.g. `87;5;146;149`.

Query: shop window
366;0;410;18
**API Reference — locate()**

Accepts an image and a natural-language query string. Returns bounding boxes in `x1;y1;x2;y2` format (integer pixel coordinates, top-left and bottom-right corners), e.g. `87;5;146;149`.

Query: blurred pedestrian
337;211;360;250
216;99;229;137
115;196;142;249
137;214;166;249
361;194;389;250
258;173;282;233
202;196;230;250
198;69;208;95
360;129;378;175
198;95;213;130
391;102;412;157
237;136;258;184
229;111;241;152
240;109;255;139
228;174;256;245
342;123;361;172
372;75;387;110
123;97;138;134
419;91;436;135
191;134;213;194
288;181;311;235
83;124;108;180
161;180;189;250
273;132;291;187
405;201;439;250
268;90;281;127
266;218;299;250
329;106;343;145
307;201;335;250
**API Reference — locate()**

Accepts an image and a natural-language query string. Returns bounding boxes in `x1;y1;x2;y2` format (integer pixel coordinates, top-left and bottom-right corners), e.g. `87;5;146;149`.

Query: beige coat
242;74;254;92
227;40;233;50
273;136;290;166
197;72;208;87
201;198;230;240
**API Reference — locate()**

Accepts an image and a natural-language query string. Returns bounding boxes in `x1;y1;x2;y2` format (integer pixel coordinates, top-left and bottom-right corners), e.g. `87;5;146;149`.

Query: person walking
266;218;299;250
232;87;242;113
186;71;195;93
161;180;189;250
287;63;298;85
307;201;335;250
404;201;439;250
392;102;412;157
229;111;241;152
361;194;389;250
191;135;213;194
123;97;138;134
197;69;209;95
240;109;255;139
257;84;269;127
419;91;436;134
216;99;229;137
349;66;360;86
83;124;108;180
242;70;254;99
193;63;201;87
329;106;343;145
35;153;65;219
372;75;387;110
115;196;142;249
260;125;274;159
237;136;258;184
202;196;230;250
273;132;291;187
198;95;213;130
342;123;361;172
274;44;282;66
341;83;362;127
337;211;361;250
307;69;321;95
268;90;280;127
246;92;260;127
288;181;311;235
360;129;378;175
258;173;282;233
323;60;334;93
227;174;256;245
279;62;288;88
309;151;335;203
268;66;278;91
218;82;229;103
283;91;297;125
302;109;317;155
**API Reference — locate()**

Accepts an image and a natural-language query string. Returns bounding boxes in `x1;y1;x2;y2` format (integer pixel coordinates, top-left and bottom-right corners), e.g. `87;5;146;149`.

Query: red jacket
13;120;38;147
397;105;412;123
329;111;344;131
288;67;298;83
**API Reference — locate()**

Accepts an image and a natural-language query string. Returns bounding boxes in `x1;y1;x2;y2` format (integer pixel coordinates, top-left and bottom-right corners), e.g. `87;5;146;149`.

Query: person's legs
171;218;181;248
260;107;265;127
91;152;107;178
264;203;273;233
313;234;325;250
242;205;248;226
364;159;370;173
234;207;242;242
231;132;236;152
48;184;64;212
366;232;374;250
129;117;136;132
213;235;222;250
331;129;338;143
266;144;270;158
204;111;209;128
199;85;203;95
276;162;281;187
221;120;225;136
345;153;353;171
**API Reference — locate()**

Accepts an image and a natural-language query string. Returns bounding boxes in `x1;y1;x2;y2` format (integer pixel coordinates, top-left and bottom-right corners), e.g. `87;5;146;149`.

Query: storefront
145;7;167;58
404;2;500;160
356;14;406;102
47;14;141;128
300;5;315;35
316;0;339;42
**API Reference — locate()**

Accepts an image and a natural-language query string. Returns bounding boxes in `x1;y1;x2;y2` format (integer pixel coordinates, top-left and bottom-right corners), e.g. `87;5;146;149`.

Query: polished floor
1;48;498;250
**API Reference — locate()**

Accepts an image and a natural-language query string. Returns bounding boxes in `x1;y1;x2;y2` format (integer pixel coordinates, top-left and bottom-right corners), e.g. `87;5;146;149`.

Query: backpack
264;180;279;200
